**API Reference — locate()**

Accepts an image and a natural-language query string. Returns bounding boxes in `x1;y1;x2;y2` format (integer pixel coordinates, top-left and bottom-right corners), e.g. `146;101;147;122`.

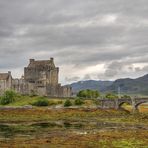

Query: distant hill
70;74;148;95
70;80;113;93
108;74;148;95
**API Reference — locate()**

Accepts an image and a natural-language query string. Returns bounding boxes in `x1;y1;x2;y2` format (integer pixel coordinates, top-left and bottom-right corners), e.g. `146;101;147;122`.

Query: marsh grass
0;96;147;147
0;108;147;147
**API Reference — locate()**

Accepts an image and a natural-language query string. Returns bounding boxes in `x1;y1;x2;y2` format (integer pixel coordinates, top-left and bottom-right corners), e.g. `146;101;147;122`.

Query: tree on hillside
105;93;118;99
77;89;100;99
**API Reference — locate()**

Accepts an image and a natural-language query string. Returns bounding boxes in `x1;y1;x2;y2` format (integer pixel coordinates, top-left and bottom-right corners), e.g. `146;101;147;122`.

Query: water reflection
0;124;15;138
0;120;147;141
63;122;84;129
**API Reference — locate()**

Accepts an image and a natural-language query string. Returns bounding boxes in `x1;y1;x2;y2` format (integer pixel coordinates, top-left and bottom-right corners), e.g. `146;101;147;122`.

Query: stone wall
0;80;7;94
0;71;12;95
99;98;148;112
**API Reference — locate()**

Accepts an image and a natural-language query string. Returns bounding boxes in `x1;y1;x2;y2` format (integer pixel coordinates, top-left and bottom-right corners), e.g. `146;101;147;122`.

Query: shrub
92;99;100;105
48;100;57;106
0;90;17;105
105;93;119;99
77;89;100;99
32;98;49;106
74;98;84;106
64;99;72;107
48;100;63;106
121;95;131;99
57;100;63;104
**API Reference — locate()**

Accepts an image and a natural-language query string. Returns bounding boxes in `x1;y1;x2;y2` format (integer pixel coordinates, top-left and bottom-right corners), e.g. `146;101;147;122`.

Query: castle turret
8;71;11;76
29;59;35;63
50;57;54;62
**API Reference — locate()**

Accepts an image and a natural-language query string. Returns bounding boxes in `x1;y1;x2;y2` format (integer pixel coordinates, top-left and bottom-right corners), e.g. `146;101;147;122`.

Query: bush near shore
0;90;17;105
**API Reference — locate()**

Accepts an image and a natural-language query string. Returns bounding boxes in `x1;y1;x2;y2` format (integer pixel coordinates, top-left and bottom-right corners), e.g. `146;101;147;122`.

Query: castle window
29;80;35;83
37;81;42;84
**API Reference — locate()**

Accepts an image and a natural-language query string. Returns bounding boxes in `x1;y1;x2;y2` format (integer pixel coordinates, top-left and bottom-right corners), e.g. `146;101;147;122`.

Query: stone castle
0;58;71;97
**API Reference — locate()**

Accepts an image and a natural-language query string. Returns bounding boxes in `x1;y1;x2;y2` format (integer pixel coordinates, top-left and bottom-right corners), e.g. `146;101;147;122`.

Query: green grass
0;95;97;108
8;96;37;106
0;96;66;107
112;139;146;148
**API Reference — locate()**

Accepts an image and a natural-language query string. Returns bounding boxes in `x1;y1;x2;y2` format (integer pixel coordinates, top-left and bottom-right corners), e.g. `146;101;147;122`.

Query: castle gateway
0;58;72;97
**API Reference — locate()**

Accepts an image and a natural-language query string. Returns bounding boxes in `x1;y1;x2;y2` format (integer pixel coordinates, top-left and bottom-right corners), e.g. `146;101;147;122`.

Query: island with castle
0;58;72;97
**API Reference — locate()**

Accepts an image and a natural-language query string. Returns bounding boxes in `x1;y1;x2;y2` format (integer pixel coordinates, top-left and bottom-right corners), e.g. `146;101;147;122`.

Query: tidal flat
0;107;147;148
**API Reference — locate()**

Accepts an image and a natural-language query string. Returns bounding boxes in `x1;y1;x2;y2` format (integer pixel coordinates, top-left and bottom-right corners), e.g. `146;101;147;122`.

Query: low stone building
1;58;72;97
0;71;12;94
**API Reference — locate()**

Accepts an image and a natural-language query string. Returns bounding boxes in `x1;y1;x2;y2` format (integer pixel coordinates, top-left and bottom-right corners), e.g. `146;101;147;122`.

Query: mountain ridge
70;74;148;95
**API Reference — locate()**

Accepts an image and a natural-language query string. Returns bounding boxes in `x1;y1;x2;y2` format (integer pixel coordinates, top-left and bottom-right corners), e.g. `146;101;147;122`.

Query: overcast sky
0;0;148;84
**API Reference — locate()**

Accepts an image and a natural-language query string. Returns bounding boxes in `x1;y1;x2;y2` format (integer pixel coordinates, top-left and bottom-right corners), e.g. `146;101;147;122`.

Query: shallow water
0;120;147;140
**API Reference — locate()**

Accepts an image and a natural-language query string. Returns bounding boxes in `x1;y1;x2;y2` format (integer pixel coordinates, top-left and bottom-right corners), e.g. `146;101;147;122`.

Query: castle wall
12;78;28;94
0;72;12;95
0;80;7;94
56;84;72;98
37;87;46;96
7;72;12;89
48;68;59;86
12;79;20;92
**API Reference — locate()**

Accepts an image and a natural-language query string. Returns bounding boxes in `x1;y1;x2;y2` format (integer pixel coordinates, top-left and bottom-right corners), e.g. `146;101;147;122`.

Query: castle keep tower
23;58;71;97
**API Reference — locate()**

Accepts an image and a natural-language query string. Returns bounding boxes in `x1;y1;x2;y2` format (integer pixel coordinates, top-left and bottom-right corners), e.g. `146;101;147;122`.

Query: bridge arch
118;101;132;111
118;101;132;107
135;101;148;110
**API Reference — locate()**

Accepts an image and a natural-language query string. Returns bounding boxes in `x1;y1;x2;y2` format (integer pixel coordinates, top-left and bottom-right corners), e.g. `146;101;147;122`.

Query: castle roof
28;58;55;68
29;60;51;66
0;73;9;80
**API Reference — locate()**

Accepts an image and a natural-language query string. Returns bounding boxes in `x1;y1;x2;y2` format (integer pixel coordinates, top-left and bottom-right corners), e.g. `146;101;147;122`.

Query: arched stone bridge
99;98;148;112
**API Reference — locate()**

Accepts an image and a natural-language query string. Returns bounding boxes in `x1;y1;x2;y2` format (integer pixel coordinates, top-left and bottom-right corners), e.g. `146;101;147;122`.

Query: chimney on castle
8;71;11;76
30;59;35;63
50;57;54;62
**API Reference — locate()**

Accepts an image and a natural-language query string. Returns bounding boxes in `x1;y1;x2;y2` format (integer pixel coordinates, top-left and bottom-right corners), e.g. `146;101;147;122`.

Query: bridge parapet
99;98;148;112
99;99;116;109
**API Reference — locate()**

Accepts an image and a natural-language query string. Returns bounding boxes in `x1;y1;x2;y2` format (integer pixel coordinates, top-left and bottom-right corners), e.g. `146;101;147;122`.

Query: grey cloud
142;65;148;72
65;76;80;83
135;67;141;72
83;74;91;80
104;61;123;78
0;0;148;83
